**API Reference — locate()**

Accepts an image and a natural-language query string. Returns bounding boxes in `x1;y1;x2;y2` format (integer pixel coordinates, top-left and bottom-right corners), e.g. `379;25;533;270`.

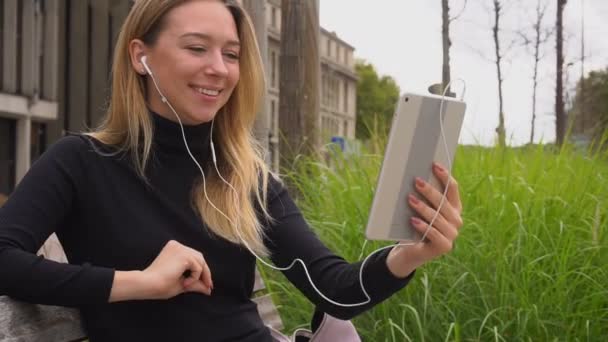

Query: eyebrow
179;32;240;47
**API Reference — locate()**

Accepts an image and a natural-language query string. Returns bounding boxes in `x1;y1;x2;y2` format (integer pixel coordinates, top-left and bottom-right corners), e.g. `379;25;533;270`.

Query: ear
129;39;148;75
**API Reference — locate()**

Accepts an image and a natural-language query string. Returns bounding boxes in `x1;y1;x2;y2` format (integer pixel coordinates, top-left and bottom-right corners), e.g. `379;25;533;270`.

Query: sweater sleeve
0;136;114;307
263;176;414;320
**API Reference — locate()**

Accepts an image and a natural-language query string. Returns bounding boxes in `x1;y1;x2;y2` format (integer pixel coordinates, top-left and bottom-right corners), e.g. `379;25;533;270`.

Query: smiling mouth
193;87;222;96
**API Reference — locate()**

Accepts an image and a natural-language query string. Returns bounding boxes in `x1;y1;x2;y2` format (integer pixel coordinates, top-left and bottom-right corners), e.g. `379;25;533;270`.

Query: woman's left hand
386;162;463;278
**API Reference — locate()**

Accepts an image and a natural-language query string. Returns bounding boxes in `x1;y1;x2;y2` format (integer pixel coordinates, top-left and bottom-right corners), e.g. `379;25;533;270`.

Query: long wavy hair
88;0;273;256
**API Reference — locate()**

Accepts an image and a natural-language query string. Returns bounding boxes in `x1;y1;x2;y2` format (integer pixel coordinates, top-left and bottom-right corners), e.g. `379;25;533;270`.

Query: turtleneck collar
150;110;213;157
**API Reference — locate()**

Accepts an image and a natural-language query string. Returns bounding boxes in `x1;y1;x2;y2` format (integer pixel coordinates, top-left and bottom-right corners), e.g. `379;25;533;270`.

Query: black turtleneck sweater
0;112;414;341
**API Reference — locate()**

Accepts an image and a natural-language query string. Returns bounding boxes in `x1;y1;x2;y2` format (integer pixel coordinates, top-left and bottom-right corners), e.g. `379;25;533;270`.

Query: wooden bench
0;269;282;341
0;237;283;341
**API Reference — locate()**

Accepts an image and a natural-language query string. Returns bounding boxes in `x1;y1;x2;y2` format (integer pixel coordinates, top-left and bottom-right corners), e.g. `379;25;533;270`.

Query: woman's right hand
109;240;213;302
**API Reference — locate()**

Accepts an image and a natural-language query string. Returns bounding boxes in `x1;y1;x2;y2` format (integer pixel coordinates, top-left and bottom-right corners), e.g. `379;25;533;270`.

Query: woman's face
137;0;241;125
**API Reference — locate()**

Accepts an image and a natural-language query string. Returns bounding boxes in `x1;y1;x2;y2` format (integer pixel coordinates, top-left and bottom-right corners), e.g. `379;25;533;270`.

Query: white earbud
141;56;168;103
141;56;153;76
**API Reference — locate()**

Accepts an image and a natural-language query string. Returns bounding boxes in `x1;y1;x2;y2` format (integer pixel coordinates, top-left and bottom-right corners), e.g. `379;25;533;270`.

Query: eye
188;46;206;53
224;51;240;61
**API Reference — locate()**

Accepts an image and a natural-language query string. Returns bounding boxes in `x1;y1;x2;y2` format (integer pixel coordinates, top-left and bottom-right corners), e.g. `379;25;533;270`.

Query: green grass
259;141;608;341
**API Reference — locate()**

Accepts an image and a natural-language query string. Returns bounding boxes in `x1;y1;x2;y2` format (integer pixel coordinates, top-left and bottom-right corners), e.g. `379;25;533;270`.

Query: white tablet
365;92;466;241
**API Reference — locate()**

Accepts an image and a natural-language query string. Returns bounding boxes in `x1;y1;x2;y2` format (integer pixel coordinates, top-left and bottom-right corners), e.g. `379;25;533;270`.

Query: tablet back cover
365;93;466;241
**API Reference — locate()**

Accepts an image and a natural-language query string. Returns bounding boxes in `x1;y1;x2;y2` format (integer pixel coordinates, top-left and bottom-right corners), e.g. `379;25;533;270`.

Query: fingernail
433;163;445;173
408;194;420;205
415;177;425;188
411;217;422;225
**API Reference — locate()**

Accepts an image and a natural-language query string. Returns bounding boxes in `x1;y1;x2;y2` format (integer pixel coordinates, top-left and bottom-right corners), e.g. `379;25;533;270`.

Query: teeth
196;88;220;96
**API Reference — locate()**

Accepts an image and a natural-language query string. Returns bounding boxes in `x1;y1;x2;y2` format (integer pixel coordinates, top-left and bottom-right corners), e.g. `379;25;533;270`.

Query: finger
182;267;210;295
187;247;213;290
432;162;463;213
200;258;213;291
182;258;203;288
410;217;453;254
413;178;461;227
408;194;458;241
181;257;211;295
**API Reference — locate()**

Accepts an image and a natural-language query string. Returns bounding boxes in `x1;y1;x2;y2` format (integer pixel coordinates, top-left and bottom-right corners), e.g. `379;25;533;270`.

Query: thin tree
278;0;320;172
518;0;554;144
442;0;452;93
579;0;586;133
555;0;567;146
492;0;506;146
441;0;467;94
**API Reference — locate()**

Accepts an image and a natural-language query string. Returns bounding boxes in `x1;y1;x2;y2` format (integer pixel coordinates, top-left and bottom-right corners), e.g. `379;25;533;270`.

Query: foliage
570;67;608;141
355;60;400;140
261;139;608;341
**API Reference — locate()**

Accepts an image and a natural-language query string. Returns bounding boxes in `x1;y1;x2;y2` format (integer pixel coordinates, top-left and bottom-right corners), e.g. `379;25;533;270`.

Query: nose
204;50;229;78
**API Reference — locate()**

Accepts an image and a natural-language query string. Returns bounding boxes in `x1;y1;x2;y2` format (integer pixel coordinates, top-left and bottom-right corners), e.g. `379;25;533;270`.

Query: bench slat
0;296;86;342
0;294;285;340
4;240;282;340
253;268;266;293
0;268;283;340
253;294;284;331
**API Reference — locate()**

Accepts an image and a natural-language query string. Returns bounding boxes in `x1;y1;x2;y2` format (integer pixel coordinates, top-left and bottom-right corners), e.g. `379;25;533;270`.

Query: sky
319;0;608;146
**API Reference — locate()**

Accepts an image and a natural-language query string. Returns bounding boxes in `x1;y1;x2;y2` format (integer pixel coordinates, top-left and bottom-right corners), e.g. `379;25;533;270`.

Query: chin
186;110;218;124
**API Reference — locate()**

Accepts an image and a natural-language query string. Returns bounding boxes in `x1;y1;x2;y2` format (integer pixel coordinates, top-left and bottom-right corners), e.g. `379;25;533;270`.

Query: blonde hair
88;0;273;256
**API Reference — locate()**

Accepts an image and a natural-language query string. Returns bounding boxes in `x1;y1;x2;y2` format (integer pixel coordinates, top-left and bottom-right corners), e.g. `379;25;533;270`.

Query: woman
0;0;463;341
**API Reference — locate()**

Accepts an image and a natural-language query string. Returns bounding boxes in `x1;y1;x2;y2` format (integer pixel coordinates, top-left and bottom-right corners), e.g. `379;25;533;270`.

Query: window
329;77;339;110
321;74;329;107
0;1;4;85
336;45;341;63
30;121;46;163
36;0;44;98
335;44;339;62
343;120;348;136
343;81;348;113
0;118;16;196
269;99;279;171
270;99;277;135
322;74;341;111
16;0;23;93
327;39;332;58
271;50;278;88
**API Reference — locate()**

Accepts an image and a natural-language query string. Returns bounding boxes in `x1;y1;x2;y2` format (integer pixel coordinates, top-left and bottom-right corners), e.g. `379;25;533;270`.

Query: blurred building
0;0;357;197
265;0;358;170
0;0;132;198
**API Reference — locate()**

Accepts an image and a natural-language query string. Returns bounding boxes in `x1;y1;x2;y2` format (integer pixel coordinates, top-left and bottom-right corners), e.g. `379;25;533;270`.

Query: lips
191;85;223;97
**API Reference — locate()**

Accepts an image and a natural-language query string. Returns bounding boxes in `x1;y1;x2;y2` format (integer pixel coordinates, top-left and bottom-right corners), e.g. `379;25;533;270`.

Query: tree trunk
579;0;586;134
441;0;452;93
530;0;543;144
492;0;506;146
278;0;320;171
555;0;567;146
531;60;539;144
242;0;270;164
